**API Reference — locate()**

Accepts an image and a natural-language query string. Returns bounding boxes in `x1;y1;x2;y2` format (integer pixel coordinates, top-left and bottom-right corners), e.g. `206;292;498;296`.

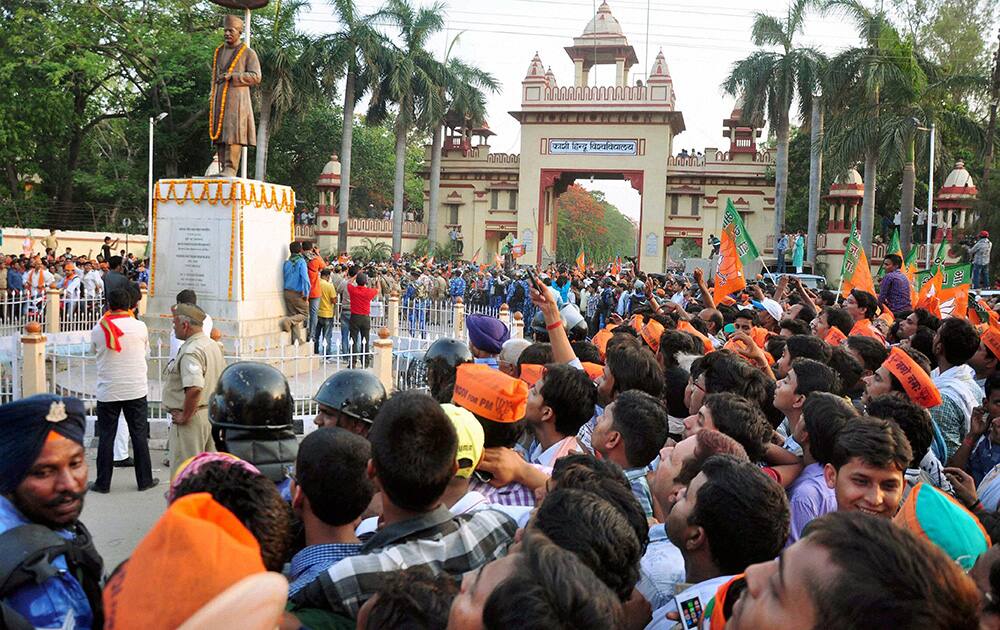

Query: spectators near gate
281;242;310;345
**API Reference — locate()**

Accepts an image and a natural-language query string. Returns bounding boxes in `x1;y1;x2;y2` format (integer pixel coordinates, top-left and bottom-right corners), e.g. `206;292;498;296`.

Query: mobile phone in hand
675;594;703;630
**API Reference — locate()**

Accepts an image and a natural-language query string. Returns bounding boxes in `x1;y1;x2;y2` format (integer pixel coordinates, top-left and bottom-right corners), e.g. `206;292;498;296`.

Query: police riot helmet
313;369;387;423
209;362;294;430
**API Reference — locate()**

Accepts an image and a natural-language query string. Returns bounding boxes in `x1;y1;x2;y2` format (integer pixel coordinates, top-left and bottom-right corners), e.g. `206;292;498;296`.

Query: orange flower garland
208;43;248;141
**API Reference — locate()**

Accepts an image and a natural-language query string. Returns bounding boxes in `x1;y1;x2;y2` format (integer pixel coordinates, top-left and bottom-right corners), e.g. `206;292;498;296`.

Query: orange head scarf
102;493;265;630
453;363;527;423
883;347;942;408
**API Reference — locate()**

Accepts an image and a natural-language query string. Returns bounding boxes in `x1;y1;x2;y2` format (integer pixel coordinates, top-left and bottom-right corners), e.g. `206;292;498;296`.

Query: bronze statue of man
209;14;261;177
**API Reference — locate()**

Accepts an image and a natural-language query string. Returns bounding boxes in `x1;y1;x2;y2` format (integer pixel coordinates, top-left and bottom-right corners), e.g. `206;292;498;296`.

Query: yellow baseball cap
441;403;485;479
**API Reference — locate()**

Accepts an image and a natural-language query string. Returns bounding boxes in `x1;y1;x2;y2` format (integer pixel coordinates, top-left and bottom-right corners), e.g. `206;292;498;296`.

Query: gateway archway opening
537;169;642;267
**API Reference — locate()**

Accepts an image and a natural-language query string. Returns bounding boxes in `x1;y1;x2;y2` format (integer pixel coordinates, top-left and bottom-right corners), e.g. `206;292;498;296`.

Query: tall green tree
319;0;390;254
723;0;825;241
821;0;926;253
373;0;445;256
427;49;499;251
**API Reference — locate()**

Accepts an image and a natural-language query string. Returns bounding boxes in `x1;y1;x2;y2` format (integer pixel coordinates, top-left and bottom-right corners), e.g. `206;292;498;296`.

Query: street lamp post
148;112;168;247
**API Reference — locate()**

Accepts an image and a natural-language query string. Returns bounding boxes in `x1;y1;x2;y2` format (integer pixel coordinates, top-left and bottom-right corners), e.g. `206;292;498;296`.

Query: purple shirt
786;463;837;544
878;269;912;314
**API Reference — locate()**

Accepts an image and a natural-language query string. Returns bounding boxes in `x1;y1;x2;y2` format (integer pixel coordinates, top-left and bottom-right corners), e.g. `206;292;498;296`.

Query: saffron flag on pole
713;227;746;303
576;247;586;273
611;256;622;276
914;266;943;317
721;199;760;266
904;245;920;304
839;223;876;298
469;247;481;264
916;263;970;319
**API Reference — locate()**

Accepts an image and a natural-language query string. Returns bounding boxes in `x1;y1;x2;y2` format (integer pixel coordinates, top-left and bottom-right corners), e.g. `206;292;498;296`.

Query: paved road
81;447;170;571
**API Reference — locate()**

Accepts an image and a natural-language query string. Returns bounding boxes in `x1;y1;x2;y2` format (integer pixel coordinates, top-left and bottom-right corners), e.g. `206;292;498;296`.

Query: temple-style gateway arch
420;1;776;272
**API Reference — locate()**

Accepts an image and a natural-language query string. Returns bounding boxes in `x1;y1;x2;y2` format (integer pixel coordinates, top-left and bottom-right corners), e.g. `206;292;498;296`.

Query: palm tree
350;237;392;262
373;0;445;256
820;0;925;253
320;0;390;255
427;51;499;251
723;0;825;241
253;0;334;181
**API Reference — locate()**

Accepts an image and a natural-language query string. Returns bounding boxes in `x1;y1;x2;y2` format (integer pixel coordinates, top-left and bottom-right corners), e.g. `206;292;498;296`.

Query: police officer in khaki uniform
163;303;225;474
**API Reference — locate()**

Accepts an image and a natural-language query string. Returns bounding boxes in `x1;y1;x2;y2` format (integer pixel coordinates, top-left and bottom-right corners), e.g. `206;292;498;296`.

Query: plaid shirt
625;467;654;518
469;476;537;507
288;505;516;619
287;543;364;596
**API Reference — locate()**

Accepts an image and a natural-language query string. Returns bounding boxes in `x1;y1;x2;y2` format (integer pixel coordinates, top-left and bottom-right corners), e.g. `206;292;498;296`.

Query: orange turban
103;493;265;630
453;363;527;423
883;347;942;408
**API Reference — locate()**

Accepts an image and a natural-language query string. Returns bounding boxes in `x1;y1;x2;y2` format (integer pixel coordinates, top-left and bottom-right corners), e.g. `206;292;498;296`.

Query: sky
295;0;870;217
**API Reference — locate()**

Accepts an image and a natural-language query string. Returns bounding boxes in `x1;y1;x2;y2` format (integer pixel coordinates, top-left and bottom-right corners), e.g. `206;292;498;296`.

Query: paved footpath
81;448;170;572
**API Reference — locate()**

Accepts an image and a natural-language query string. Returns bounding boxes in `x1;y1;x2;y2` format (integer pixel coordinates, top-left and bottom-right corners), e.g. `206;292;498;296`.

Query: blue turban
0;394;86;494
466;315;509;355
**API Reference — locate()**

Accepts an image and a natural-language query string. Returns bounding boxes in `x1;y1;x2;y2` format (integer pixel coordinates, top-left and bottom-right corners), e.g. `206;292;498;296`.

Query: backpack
0;522;104;630
511;281;526;304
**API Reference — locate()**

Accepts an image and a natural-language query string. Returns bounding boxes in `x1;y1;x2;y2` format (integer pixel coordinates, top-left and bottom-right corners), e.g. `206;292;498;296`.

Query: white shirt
83;270;104;298
61;275;81;300
91;315;149;402
24;269;54;294
355;490;532;537
169;313;214;361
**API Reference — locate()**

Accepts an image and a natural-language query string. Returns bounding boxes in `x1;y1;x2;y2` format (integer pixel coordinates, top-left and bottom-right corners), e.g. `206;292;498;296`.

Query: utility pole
983;27;1000;195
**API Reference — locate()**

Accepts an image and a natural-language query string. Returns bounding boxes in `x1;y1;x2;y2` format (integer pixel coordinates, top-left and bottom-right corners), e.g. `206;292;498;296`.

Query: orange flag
915;268;943;318
713;227;746;304
840;244;877;298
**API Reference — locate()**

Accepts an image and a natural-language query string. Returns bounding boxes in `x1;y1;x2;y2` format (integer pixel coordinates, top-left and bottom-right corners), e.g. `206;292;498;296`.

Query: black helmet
209;362;294;430
313;370;387;423
423;338;473;401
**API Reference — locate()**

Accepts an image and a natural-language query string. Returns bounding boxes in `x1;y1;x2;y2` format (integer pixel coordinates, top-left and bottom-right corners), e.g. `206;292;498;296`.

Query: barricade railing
0;290;47;338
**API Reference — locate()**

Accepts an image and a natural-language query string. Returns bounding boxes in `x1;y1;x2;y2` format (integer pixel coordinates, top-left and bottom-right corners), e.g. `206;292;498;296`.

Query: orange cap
581;362;605;381
824;327;848;346
630;314;644;334
519;364;545;387
983;326;1000;360
641;320;665;354
453;363;527;423
883;347;943;408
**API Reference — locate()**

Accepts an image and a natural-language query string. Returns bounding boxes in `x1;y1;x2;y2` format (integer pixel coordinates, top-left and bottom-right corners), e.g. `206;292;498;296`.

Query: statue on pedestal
209;14;261;177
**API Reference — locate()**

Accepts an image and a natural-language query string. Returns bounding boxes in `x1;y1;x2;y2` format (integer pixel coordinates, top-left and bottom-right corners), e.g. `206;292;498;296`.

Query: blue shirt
287;542;364;596
878;269;912;314
637;525;686;612
449;277;466;298
7;268;24;291
969;437;1000;486
786;462;837;544
0;496;94;629
282;255;310;296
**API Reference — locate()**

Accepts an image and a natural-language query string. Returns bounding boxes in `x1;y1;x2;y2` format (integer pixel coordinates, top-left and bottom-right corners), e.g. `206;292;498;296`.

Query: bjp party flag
575;247;586;273
721;199;761;267
916;263;971;319
713;227;746;303
839;223;876;298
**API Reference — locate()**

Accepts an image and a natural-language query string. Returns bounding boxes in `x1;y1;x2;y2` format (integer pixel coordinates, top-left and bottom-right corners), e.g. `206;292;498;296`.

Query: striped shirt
625;467;654;518
288;505;516;619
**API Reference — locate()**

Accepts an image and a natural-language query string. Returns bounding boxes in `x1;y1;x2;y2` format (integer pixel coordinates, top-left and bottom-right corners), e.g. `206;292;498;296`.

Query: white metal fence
0;290;47;338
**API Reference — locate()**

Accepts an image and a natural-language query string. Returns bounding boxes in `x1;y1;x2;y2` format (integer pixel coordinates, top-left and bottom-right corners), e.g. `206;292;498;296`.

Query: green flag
904;246;919;272
721;199;760;267
932;238;949;270
915;262;971;290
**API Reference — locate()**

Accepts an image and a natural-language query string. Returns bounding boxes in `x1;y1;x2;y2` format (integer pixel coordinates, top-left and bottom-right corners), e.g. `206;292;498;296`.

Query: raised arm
529;274;576;364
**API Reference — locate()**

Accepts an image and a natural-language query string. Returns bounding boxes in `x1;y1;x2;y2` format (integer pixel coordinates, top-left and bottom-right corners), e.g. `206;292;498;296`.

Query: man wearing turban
209;14;261;177
466;314;509;370
0;395;104;629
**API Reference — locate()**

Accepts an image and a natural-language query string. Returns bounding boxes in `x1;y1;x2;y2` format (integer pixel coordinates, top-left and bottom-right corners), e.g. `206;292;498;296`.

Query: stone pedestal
145;178;297;354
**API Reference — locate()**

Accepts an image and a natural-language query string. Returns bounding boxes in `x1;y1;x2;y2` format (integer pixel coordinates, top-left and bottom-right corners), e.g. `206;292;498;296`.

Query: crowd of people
0;233;150;324
7;243;1000;629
